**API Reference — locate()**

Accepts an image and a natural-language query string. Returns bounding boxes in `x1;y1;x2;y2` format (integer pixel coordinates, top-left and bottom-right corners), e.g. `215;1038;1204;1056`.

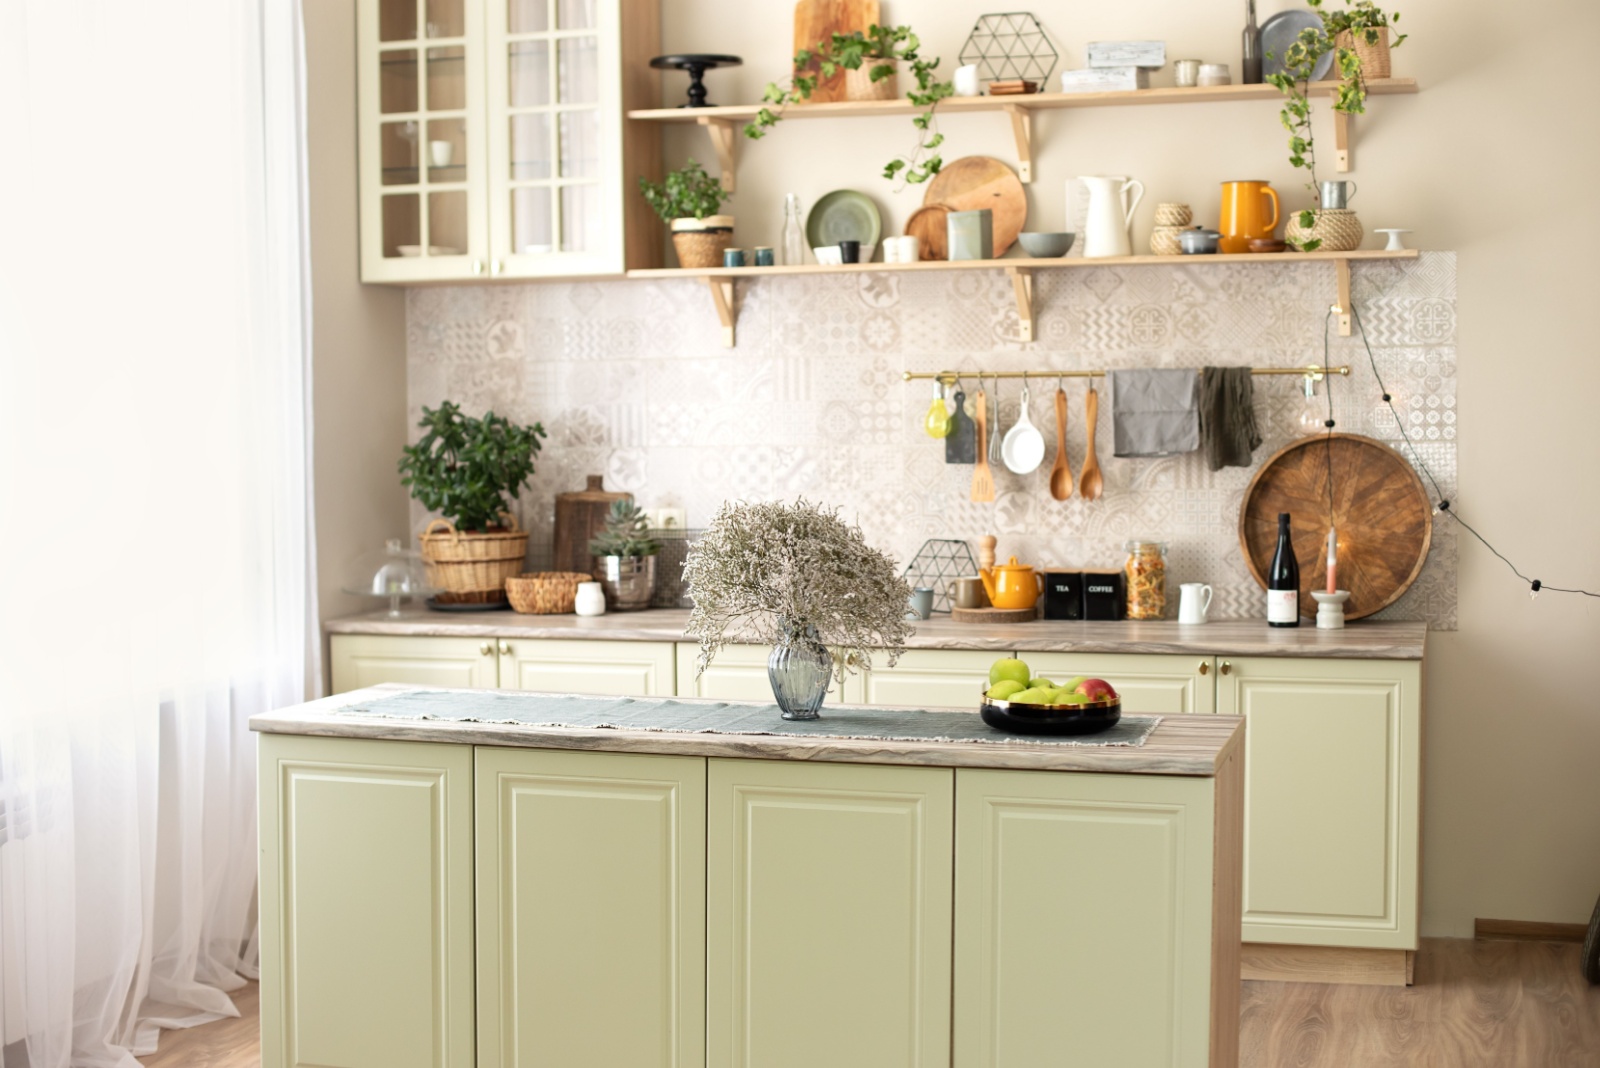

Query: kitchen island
254;685;1244;1068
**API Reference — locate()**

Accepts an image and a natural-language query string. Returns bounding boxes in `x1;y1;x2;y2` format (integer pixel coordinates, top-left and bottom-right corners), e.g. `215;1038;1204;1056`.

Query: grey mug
906;587;935;620
1319;180;1357;210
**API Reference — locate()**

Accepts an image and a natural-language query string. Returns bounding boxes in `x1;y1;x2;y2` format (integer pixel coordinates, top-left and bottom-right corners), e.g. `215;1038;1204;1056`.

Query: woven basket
671;228;733;269
1285;209;1364;253
1153;203;1193;228
845;61;898;101
506;571;592;614
419;516;528;603
1150;225;1185;256
1336;28;1391;80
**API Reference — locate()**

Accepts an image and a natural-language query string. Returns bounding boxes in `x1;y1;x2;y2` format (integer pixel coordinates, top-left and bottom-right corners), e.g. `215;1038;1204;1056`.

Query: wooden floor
140;938;1600;1067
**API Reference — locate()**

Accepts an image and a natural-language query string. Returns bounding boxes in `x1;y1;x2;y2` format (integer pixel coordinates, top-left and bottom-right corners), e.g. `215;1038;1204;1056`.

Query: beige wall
305;0;411;679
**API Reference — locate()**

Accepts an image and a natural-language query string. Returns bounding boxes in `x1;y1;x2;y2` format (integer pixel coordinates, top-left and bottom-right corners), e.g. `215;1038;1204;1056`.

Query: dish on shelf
398;244;464;257
805;190;882;251
1260;10;1334;81
1017;232;1075;257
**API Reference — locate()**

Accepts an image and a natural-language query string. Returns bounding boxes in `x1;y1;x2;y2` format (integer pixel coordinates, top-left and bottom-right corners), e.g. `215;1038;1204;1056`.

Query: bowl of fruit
981;657;1122;735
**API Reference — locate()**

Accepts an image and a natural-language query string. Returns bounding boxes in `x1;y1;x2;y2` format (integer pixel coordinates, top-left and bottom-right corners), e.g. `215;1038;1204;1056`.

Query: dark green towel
1199;366;1262;470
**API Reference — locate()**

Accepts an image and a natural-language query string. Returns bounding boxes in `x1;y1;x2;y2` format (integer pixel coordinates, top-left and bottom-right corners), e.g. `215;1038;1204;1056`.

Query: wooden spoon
1049;387;1073;500
970;389;995;502
1079;385;1104;501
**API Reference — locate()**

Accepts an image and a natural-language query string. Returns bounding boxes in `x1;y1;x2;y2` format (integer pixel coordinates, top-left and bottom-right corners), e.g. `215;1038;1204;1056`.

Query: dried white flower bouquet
684;499;914;680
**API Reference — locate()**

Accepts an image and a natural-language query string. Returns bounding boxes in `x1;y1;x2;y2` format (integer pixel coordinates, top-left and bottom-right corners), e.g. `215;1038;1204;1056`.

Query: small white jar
574;581;607;616
1197;63;1231;86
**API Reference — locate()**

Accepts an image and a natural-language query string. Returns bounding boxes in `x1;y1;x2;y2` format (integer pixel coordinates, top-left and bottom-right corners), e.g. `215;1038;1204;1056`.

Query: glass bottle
1123;540;1168;620
1242;0;1263;84
781;193;806;266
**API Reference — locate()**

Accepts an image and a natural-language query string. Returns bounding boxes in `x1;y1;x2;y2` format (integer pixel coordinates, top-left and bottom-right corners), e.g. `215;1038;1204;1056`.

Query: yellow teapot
979;556;1045;611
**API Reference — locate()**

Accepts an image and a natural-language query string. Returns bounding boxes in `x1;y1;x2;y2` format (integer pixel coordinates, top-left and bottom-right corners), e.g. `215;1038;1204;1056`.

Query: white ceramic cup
1174;59;1202;87
895;234;920;261
953;64;981;97
429;140;454;168
574;581;607;617
1177;582;1213;625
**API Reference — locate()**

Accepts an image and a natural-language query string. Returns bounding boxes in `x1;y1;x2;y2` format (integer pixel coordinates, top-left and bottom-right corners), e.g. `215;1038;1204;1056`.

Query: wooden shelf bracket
1333;257;1353;336
1007;266;1035;342
706;277;737;347
1004;105;1033;183
1333;107;1351;173
697;117;739;192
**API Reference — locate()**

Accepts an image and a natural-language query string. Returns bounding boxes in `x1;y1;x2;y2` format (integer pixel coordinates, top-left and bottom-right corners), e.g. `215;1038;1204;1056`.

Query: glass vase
767;622;831;721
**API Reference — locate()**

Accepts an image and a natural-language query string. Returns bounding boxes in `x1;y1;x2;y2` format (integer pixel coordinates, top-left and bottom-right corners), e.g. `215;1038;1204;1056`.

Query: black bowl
979;695;1122;735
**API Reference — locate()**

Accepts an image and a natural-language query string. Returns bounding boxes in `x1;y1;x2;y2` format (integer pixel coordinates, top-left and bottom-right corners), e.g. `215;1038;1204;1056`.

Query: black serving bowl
979;693;1122;735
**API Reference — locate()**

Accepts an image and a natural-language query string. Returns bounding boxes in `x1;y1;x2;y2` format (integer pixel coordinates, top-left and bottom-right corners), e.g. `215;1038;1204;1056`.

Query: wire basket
650;528;704;608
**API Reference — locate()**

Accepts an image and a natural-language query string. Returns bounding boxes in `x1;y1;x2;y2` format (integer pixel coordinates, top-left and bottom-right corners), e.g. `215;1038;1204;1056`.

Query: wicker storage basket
1285;209;1364;253
505;571;592;614
845;61;898;101
671;229;733;269
1149;225;1184;256
1336;28;1391;80
419;516;528;604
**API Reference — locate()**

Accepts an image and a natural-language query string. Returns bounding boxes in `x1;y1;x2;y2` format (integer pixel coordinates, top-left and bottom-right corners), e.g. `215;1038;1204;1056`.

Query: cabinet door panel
954;768;1218;1068
708;760;953;1068
476;748;704;1068
330;634;498;693
674;643;862;704
1219;657;1421;947
259;735;474;1068
860;648;998;709
499;638;674;695
1023;651;1215;714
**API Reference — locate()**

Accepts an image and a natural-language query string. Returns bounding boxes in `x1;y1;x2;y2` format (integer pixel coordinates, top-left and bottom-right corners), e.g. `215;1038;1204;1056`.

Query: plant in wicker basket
588;500;663;612
398;402;547;603
638;160;734;269
683;499;913;720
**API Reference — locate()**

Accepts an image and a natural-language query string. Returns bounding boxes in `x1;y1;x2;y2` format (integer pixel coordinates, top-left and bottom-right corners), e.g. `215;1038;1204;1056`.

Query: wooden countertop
251;685;1244;776
325;608;1426;660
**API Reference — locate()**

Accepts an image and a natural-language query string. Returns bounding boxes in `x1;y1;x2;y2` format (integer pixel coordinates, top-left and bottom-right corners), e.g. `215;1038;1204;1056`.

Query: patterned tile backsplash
407;252;1457;628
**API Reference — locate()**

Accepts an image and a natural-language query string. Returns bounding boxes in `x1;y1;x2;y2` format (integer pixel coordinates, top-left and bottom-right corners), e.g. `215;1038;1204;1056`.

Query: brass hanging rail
902;365;1350;384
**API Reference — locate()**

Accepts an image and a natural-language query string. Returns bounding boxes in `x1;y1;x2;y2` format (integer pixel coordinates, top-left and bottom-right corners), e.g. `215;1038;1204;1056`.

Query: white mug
1177;582;1213;625
953;64;981;97
429;140;454;168
574;581;607;617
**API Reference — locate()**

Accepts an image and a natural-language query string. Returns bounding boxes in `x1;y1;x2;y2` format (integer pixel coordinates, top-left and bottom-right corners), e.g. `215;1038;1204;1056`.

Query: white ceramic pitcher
1079;175;1146;258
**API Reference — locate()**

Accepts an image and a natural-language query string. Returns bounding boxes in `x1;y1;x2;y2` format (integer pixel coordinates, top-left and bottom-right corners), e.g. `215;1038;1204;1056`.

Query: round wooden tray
922;156;1027;258
1239;433;1432;621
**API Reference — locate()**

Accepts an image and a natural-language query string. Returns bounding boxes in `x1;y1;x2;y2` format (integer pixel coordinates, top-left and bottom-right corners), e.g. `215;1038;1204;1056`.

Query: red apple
1075;678;1117;702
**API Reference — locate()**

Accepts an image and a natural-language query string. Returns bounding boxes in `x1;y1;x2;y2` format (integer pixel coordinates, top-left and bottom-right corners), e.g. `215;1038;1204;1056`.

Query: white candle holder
1311;590;1350;629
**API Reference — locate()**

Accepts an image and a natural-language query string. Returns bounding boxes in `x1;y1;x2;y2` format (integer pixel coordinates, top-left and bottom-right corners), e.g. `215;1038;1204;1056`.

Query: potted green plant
588;499;662;611
1266;0;1405;250
638;159;733;269
398;401;547;605
745;25;954;185
683;499;913;720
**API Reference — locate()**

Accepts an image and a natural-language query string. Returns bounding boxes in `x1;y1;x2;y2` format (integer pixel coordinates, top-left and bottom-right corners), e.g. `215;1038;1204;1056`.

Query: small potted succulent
588;499;662;611
398;402;546;605
683;499;913;720
638;159;733;269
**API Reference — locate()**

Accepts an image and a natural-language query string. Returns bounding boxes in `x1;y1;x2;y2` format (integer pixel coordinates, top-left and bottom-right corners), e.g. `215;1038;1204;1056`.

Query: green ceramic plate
806;190;882;250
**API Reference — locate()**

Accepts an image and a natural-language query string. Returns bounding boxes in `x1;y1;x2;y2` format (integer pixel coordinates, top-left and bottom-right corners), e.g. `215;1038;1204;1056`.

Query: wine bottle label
1266;589;1299;623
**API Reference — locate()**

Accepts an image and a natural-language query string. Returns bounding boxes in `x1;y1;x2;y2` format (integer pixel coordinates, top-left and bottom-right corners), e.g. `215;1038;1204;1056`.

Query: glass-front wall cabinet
360;0;657;283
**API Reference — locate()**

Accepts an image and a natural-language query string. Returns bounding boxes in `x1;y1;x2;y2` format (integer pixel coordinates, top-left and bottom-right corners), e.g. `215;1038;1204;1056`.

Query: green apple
1027;677;1056;690
986;680;1027;701
1060;675;1088;693
1008;687;1051;705
989;658;1032;687
1055;691;1091;706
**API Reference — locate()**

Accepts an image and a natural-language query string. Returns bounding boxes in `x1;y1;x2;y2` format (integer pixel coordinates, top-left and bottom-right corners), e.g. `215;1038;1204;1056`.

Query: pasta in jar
1123;540;1167;620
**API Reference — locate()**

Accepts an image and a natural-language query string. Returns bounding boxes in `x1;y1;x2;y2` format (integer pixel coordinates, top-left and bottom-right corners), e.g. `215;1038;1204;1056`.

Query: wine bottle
1267;512;1300;627
1242;0;1263;84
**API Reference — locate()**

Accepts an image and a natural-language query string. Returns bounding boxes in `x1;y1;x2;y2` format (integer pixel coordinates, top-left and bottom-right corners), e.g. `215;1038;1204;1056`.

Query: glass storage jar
1123;540;1168;620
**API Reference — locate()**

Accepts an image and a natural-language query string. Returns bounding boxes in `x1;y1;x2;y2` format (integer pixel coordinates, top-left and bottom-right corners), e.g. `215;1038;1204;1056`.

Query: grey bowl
1018;232;1076;258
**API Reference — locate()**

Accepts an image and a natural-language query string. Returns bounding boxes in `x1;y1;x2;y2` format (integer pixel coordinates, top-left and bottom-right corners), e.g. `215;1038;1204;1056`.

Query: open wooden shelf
629;249;1419;347
629;78;1419;187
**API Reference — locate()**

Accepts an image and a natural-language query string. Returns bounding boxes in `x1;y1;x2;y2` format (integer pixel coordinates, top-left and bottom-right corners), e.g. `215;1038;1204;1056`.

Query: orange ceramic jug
979;556;1045;610
1218;180;1281;253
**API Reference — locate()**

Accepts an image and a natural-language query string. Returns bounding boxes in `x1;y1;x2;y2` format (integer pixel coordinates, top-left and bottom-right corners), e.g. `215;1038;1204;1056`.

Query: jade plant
398;401;546;532
1266;0;1406;249
638;159;730;225
744;25;954;185
588;499;662;559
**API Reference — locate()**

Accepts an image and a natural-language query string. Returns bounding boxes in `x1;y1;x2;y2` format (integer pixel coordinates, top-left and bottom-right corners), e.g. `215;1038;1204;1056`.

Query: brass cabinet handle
498;640;512;655
479;641;493;656
1220;660;1232;676
1198;660;1210;676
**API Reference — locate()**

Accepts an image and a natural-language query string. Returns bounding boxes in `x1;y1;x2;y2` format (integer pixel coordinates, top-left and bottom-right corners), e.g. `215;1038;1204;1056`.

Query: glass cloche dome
341;538;434;616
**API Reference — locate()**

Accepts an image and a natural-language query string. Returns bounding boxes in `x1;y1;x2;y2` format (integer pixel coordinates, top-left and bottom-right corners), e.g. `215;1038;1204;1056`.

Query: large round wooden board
904;204;950;260
923;157;1027;257
1239;434;1433;621
951;605;1037;624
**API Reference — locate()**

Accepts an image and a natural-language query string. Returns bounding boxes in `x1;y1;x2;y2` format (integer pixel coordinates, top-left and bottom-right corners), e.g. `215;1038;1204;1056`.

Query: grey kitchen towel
1110;368;1200;457
336;689;1163;748
1198;366;1263;470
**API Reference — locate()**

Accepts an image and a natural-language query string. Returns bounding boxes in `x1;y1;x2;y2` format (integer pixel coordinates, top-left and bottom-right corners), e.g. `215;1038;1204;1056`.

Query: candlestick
1325;526;1338;595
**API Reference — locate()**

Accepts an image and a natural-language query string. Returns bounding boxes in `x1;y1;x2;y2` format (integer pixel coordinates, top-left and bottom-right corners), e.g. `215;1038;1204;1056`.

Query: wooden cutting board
1239;434;1433;621
952;605;1038;624
552;475;629;577
793;0;880;103
904;204;950;260
923;157;1028;257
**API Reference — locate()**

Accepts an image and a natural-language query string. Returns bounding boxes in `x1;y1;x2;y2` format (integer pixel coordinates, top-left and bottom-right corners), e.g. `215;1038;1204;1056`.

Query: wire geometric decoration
903;539;979;614
959;13;1060;85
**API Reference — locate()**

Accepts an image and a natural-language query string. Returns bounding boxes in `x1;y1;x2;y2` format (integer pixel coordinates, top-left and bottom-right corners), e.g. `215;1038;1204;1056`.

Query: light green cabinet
859;648;995;708
1023;651;1217;714
706;759;954;1068
330;633;500;693
674;642;864;704
474;748;704;1068
329;634;673;696
258;735;476;1068
1218;656;1422;949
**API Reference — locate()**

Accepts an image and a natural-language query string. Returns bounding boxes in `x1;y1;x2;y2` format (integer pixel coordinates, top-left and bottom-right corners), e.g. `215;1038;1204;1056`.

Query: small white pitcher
1177;582;1213;625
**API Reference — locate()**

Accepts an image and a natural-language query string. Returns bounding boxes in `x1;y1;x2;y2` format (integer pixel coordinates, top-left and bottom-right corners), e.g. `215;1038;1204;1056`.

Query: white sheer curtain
0;2;315;1066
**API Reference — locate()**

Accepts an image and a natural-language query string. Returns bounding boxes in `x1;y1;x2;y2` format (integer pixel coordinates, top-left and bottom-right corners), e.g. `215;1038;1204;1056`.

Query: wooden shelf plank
628;78;1418;123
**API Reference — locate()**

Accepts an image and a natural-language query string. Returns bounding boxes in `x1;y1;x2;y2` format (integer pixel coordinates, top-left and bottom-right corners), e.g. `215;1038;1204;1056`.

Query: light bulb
923;382;953;438
1296;374;1323;435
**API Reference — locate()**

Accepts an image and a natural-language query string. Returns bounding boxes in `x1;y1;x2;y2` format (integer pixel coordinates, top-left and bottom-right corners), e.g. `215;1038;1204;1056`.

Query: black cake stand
650;54;742;108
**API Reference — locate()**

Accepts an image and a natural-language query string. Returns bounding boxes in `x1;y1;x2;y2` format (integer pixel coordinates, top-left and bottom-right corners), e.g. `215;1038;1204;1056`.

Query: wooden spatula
971;390;995;502
1079;385;1104;501
1049;386;1073;500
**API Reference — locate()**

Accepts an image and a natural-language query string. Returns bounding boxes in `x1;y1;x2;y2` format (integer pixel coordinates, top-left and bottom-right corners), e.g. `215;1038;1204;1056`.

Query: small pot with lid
1178;227;1223;255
